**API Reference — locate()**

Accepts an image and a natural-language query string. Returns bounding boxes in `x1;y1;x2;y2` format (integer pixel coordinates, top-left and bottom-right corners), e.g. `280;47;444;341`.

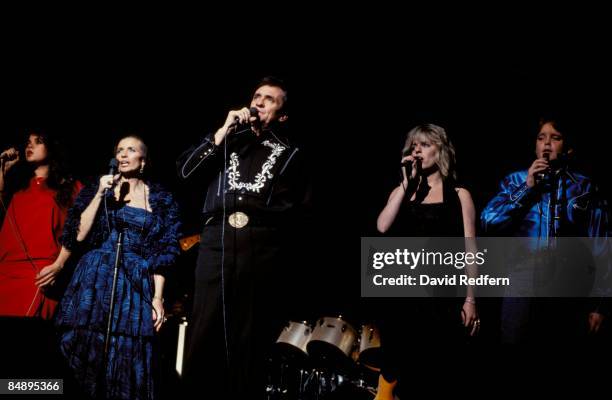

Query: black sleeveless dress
378;181;470;394
387;180;464;237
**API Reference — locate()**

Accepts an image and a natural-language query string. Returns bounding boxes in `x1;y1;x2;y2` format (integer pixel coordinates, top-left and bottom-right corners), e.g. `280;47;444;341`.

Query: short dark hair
537;113;574;150
254;76;289;115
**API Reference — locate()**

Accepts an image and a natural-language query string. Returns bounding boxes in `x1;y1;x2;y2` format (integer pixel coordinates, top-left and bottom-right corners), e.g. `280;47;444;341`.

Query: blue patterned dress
55;182;180;400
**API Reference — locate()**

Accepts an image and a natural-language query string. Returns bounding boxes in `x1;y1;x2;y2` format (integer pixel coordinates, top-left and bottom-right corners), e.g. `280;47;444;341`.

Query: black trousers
182;223;288;398
501;298;599;344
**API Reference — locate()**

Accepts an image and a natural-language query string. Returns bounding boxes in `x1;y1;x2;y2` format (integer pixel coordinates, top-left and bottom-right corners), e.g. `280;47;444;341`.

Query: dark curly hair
6;130;78;209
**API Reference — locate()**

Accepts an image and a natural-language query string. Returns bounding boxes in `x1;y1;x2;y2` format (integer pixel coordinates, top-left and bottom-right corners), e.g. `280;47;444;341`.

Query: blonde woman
375;124;479;400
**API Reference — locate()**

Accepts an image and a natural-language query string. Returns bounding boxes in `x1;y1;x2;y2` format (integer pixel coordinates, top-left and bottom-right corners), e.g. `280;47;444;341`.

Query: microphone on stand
104;159;119;195
549;152;570;171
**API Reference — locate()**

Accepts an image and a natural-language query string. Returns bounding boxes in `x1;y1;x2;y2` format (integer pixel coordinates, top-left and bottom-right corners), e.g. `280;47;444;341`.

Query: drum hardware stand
299;368;305;398
175;316;188;377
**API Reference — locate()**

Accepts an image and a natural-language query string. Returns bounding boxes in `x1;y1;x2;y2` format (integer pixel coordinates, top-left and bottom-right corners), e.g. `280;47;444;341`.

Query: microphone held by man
214;107;260;145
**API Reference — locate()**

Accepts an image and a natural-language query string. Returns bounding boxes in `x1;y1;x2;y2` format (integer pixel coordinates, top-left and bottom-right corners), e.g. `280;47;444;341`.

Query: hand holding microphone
224;107;259;129
0;147;20;172
527;153;550;188
215;107;260;145
536;152;550;182
400;155;422;197
401;155;422;183
97;159;120;196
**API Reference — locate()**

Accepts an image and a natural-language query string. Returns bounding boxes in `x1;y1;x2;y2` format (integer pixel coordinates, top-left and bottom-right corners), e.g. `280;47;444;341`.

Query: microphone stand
101;226;124;397
541;165;570;294
547;164;571;243
547;173;558;247
96;159;120;397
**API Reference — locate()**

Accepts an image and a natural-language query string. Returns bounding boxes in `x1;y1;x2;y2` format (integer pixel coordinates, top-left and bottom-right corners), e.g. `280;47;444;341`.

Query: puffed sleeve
146;189;181;276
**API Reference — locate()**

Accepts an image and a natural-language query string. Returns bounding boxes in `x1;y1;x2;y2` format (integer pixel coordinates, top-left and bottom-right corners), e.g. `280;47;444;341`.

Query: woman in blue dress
55;135;181;399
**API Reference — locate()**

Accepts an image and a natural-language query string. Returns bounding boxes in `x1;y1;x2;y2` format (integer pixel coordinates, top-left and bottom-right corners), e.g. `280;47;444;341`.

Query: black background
2;10;611;388
2;23;611;319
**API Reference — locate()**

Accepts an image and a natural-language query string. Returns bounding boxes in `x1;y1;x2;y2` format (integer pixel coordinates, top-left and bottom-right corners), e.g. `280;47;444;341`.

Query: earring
140;164;144;174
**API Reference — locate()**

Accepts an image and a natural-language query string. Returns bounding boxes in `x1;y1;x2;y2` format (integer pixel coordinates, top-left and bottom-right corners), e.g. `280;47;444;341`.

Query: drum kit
266;316;381;400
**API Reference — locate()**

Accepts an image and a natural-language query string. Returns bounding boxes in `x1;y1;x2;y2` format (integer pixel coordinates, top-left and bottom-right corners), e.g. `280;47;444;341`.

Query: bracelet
464;297;476;305
153;297;164;303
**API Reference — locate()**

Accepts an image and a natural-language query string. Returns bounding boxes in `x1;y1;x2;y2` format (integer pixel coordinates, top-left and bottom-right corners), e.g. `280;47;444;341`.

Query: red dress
0;177;82;319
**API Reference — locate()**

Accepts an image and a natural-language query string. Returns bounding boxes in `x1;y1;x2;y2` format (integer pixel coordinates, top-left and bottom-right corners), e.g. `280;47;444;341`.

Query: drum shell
308;316;357;358
276;321;312;358
358;323;381;368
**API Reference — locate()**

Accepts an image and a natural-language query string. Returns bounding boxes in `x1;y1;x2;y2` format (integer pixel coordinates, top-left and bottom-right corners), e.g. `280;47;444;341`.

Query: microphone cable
221;129;231;366
218;113;257;366
0;159;47;317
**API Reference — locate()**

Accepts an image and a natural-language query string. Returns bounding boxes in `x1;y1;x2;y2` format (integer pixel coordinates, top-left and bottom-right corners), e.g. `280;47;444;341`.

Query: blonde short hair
402;124;457;180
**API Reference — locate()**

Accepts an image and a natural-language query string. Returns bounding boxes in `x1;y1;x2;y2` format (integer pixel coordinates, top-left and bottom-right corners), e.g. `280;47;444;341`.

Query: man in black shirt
177;77;310;398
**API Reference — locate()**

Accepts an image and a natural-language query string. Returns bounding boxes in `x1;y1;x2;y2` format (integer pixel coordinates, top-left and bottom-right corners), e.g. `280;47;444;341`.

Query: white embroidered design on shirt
227;140;286;193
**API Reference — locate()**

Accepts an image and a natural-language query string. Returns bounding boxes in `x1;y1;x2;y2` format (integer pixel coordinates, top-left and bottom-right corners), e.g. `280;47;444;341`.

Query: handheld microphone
233;107;260;125
536;153;551;183
104;159;119;195
0;151;18;162
401;158;422;178
249;107;259;121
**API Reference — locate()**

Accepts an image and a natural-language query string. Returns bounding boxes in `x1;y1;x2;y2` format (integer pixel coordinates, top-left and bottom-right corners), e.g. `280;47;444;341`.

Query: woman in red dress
0;131;82;319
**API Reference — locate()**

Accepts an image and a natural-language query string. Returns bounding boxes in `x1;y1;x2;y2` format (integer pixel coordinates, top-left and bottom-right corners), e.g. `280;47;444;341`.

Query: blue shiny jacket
481;170;608;239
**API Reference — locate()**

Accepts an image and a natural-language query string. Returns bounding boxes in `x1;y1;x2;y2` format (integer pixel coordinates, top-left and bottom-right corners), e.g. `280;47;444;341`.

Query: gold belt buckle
228;211;249;228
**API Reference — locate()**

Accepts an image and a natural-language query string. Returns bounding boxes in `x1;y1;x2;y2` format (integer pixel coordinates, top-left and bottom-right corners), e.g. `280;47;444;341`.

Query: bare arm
152;274;166;332
377;185;407;233
457;188;480;335
77;174;116;242
35;246;72;288
377;156;421;233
